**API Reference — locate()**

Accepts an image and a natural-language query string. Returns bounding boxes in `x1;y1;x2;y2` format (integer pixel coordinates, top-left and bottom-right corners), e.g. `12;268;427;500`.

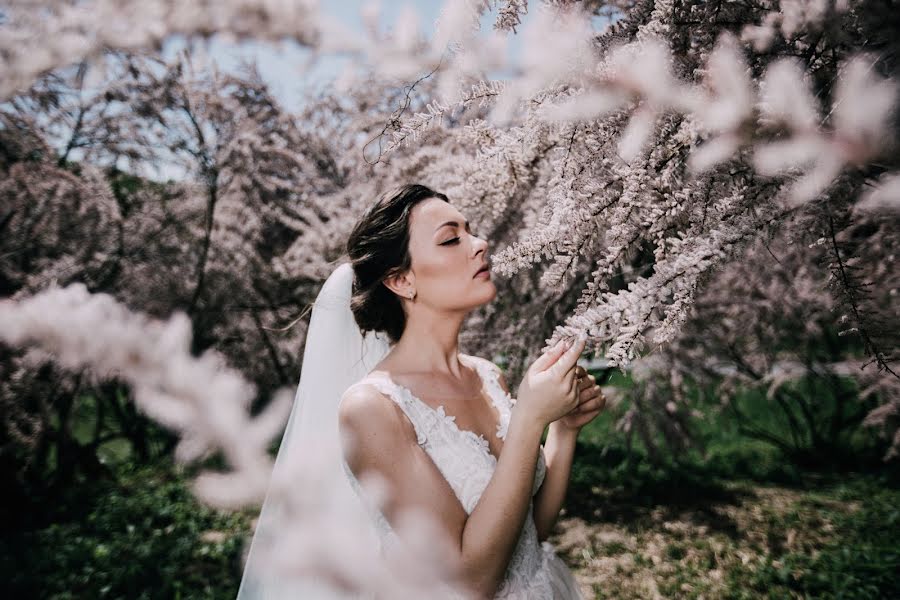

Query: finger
566;334;587;365
564;370;577;395
573;407;604;422
576;395;605;413
531;338;570;372
563;368;582;398
556;335;587;380
575;386;598;408
577;382;594;401
577;374;595;393
583;390;608;412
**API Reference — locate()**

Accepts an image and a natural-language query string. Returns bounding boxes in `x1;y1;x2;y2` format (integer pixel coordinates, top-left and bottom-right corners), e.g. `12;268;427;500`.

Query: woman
338;183;607;599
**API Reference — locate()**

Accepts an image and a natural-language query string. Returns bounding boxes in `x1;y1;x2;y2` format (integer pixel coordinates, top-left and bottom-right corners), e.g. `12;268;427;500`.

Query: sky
161;1;613;112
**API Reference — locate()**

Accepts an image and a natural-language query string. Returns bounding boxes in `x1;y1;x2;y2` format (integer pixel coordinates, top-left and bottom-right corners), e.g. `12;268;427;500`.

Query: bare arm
460;391;545;596
531;421;578;542
490;364;578;543
533;370;606;541
339;384;544;599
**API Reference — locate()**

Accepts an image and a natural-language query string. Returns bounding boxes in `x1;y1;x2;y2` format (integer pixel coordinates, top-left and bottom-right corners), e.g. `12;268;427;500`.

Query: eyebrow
434;219;469;233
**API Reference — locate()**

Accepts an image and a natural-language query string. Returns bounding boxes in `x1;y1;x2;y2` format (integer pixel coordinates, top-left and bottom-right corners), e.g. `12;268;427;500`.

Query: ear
382;269;414;298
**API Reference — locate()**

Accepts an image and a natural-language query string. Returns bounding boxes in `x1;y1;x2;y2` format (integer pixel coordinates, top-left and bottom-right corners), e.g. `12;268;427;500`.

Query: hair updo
346;183;450;345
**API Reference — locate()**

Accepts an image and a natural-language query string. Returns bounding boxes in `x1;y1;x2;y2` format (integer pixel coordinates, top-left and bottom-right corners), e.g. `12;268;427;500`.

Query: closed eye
440;230;481;246
439;220;479;246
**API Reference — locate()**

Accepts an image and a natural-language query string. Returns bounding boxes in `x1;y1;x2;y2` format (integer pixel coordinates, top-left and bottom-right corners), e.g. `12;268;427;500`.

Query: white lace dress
341;354;584;600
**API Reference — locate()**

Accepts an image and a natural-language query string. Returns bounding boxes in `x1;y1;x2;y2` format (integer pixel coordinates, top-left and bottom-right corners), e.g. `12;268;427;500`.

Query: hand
557;365;607;431
514;334;587;428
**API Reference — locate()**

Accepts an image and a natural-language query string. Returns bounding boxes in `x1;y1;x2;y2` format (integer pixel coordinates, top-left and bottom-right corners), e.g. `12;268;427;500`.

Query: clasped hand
515;334;607;432
557;363;607;431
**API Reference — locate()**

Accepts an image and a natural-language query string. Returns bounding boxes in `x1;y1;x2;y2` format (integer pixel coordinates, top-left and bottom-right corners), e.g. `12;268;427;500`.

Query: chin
476;280;497;303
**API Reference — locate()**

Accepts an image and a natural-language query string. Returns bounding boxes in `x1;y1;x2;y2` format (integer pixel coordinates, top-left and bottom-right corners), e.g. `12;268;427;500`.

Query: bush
0;461;251;600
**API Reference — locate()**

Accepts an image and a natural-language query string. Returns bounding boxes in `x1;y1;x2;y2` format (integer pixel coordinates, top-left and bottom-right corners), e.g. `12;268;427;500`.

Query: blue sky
162;1;611;112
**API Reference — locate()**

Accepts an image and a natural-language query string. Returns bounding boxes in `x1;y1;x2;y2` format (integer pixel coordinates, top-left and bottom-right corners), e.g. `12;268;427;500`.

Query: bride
237;184;607;599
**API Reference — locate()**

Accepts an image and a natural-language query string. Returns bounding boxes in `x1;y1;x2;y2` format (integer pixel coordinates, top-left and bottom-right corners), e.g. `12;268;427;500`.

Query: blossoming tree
1;0;898;595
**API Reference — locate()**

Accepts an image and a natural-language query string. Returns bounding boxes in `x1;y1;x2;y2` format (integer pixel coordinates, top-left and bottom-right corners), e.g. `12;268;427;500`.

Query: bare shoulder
338;382;419;463
339;382;401;432
338;381;388;420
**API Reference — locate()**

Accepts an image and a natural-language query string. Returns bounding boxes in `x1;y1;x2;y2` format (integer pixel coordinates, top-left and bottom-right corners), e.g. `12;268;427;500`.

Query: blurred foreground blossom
0;282;291;508
0;283;469;597
754;54;898;206
855;173;900;213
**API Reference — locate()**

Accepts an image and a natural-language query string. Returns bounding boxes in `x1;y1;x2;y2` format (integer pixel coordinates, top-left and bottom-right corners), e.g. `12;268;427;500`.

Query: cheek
417;249;471;291
416;243;462;274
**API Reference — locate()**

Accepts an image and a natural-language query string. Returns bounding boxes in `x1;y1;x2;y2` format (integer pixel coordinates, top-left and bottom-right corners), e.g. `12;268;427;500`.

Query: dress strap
461;355;515;440
345;378;433;446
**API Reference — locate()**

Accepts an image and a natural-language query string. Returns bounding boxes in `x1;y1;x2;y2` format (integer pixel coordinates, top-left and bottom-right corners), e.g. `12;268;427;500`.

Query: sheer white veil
236;260;393;599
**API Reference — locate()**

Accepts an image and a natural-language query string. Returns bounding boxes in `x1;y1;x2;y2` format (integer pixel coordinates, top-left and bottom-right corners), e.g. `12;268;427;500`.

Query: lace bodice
341;354;559;599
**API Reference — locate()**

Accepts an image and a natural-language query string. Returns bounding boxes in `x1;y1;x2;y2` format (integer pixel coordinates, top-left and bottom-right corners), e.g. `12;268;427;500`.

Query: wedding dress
341;353;584;600
236;262;584;600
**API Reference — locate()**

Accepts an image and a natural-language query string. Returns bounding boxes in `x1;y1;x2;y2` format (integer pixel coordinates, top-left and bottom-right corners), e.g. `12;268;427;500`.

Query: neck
390;304;469;378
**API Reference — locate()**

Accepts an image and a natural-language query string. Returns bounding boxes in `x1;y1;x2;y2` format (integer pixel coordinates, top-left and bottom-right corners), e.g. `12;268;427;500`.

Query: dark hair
346;183;450;345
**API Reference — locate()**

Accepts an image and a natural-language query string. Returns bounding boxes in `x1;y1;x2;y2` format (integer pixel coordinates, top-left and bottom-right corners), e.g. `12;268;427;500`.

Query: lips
474;261;491;277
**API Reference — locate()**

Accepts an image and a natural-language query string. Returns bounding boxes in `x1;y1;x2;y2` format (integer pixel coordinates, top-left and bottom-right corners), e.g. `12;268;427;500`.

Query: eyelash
441;231;479;246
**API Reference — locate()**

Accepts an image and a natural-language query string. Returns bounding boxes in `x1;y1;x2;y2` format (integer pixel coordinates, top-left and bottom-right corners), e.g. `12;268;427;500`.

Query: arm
490;363;577;543
339;384;544;600
531;421;577;542
532;369;607;542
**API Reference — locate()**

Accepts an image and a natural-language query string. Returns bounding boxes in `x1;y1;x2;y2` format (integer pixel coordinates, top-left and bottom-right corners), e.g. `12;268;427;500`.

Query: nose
472;233;488;256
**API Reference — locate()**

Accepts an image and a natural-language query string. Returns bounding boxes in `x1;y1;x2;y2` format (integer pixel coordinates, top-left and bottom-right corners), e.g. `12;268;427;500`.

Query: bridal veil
236;261;392;599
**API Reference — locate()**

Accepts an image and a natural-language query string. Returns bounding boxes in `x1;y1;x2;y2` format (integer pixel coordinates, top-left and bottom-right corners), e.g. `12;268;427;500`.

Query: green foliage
0;462;252;600
572;364;885;490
